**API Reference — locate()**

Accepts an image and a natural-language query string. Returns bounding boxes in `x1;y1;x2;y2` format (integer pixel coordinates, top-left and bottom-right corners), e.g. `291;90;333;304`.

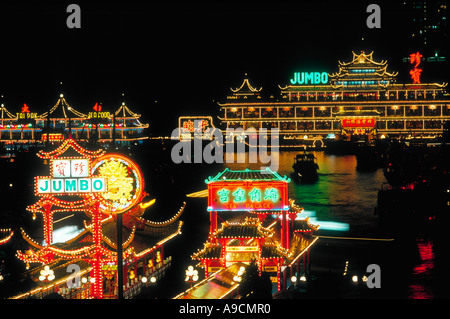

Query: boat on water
292;151;319;182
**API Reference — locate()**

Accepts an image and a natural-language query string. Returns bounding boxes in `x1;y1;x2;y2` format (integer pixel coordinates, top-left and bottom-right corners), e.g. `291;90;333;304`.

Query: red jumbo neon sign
207;181;288;211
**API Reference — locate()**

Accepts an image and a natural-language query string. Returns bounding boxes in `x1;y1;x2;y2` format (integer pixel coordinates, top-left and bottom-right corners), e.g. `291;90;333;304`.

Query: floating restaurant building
0;94;149;152
181;168;318;298
3;138;184;299
218;51;449;144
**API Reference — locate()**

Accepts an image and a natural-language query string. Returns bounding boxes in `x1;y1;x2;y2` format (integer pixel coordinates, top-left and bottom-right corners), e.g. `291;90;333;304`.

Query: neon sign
219;187;279;203
342;118;375;128
17;103;37;119
22;104;30;113
41;133;64;142
93;103;102;112
208;181;288;211
88;111;111;118
87;103;111;118
290;72;328;85
178;116;215;140
91;154;144;214
36;177;105;194
182;119;210;133
52;159;88;177
409;51;423;84
35;159;106;195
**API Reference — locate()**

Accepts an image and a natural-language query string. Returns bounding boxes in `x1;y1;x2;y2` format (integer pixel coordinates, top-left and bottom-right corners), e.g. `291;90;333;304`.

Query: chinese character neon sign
182;119;210;133
218;187;280;204
341;118;375;128
22;104;30;113
264;188;279;202
217;188;229;202
248;188;262;202
36;159;105;194
93;103;102;112
232;188;246;202
409;51;423;84
290;72;328;85
178;116;215;141
16;103;37;119
208;181;287;211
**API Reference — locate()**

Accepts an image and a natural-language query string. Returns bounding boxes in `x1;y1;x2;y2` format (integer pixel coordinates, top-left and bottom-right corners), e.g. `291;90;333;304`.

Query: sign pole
112;112;116;149
117;212;124;299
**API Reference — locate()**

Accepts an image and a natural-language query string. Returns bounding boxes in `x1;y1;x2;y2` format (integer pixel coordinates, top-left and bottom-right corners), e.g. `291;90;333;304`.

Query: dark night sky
0;1;445;134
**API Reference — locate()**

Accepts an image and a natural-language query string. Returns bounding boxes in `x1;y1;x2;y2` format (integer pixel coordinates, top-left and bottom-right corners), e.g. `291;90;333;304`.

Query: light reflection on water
408;239;435;299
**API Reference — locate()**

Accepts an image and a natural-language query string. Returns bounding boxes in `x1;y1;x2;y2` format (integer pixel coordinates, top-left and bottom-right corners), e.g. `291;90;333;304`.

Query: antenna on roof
59;81;64;98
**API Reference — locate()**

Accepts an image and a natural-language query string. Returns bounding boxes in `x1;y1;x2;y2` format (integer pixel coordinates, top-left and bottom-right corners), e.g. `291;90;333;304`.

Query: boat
292;151;319;182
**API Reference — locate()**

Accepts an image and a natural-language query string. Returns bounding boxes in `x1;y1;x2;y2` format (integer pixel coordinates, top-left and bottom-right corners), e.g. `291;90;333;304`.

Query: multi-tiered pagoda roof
328;51;398;89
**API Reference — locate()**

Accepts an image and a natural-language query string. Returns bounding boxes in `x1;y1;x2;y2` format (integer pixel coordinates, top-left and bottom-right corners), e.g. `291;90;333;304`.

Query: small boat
292;151;319;181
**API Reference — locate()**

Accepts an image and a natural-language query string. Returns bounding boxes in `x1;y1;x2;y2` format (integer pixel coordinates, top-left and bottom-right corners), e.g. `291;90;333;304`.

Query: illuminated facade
218;51;449;143
6;138;184;299
0;94;148;152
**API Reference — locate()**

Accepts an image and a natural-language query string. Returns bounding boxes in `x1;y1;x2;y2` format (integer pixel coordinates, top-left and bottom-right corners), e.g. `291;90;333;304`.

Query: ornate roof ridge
230;74;262;93
36;137;105;159
212;217;274;239
138;201;186;227
293;217;320;233
0;103;16;119
206;167;291;183
38;95;87;119
338;51;387;67
114;102;141;118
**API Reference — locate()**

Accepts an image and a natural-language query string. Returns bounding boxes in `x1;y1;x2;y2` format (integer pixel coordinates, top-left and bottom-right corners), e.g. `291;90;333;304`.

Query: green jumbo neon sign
290;72;328;85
